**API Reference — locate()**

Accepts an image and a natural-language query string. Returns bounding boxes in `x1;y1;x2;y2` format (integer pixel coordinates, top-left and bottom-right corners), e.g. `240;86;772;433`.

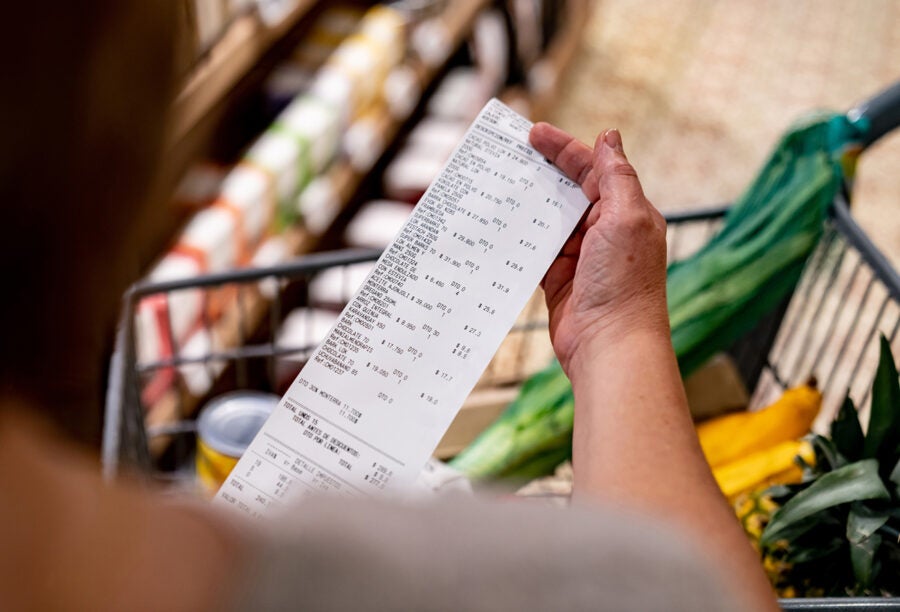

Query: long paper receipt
216;99;590;515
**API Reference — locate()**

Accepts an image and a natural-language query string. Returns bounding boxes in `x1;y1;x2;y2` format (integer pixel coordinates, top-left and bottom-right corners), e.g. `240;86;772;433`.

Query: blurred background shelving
120;0;900;470
134;0;591;453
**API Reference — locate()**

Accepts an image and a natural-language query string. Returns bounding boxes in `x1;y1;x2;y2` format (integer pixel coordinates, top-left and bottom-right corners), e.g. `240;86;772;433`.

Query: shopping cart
102;243;555;475
104;80;900;477
103;193;900;470
103;86;900;608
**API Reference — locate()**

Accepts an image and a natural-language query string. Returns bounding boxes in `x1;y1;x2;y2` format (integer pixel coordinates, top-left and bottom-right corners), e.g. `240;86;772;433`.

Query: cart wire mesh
104;196;900;485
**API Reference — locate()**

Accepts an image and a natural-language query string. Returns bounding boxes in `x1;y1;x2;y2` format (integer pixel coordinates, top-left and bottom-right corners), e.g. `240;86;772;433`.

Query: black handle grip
849;80;900;148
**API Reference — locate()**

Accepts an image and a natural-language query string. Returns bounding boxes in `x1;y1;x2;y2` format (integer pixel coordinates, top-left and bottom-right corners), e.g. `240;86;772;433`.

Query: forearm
569;327;778;611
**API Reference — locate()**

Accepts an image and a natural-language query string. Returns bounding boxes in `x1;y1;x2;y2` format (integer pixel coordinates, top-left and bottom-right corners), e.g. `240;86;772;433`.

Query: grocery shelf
169;0;320;145
144;0;492;442
145;225;310;446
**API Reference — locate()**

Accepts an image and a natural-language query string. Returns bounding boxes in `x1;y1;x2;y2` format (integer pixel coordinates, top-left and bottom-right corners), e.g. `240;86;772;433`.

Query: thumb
593;129;645;206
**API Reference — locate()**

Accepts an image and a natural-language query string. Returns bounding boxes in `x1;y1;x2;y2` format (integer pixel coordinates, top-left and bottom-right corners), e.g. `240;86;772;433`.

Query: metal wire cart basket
103;191;900;471
103;192;900;608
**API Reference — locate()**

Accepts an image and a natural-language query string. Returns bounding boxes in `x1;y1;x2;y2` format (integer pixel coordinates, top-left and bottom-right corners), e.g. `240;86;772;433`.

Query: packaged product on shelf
406;116;468;156
250;234;292;299
317;37;387;118
256;0;299;27
278;95;342;175
176;206;240;272
344;200;413;249
343;104;392;172
173;206;243;326
296;173;340;235
196;392;279;492
382;147;449;203
357;5;406;67
311;5;407;122
263;4;364;113
219;162;277;247
410;15;452;68
308;261;377;307
172;163;226;210
382;115;467;202
136;257;211;408
308;67;356;126
243;129;307;223
274;307;340;390
383;64;423;119
135;254;205;364
177;326;226;398
427;67;494;121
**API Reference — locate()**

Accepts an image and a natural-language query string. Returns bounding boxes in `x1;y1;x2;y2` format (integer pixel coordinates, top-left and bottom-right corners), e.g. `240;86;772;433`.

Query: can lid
196;391;279;458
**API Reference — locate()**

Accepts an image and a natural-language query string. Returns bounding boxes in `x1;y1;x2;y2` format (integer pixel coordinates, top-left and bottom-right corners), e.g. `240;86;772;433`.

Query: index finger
529;122;600;202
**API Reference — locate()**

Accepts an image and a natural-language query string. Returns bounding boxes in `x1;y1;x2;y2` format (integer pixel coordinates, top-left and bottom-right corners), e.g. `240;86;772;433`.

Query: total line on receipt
215;99;591;517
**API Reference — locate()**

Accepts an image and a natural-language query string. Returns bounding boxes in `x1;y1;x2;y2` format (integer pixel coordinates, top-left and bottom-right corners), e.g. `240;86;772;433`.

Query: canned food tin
196;391;279;493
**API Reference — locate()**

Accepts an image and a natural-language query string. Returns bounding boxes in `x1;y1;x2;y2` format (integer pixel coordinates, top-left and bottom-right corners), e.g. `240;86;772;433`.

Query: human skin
529;123;778;612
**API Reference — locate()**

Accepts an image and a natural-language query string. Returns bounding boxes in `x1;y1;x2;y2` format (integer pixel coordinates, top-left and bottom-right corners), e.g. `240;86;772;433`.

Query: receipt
215;99;590;516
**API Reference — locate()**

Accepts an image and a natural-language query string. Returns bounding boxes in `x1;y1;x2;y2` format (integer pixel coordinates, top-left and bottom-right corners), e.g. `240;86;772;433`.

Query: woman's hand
530;124;780;612
529;124;668;375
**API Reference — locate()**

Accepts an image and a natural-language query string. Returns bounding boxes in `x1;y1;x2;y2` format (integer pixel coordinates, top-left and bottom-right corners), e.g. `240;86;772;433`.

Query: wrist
566;315;672;383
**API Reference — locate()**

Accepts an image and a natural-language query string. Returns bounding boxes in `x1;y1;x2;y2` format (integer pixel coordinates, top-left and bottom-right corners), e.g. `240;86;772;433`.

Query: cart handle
849;80;900;148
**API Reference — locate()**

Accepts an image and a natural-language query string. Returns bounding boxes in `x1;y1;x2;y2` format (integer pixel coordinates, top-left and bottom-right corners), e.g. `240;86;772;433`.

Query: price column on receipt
216;99;590;516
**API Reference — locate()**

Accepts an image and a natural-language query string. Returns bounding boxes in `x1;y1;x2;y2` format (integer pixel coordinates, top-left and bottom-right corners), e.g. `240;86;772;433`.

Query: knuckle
558;142;590;179
621;208;654;231
576;164;592;186
607;161;638;178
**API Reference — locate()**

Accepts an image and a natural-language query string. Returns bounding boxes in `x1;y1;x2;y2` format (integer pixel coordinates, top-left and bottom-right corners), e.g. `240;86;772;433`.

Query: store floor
550;0;900;266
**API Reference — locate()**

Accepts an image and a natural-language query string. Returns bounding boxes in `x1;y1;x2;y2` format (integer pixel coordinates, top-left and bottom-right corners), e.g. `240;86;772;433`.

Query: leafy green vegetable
850;532;882;589
891;457;900;487
847;503;889;544
831;396;864;461
811;434;848;472
762;460;889;546
848;505;886;588
757;336;900;596
862;335;900;469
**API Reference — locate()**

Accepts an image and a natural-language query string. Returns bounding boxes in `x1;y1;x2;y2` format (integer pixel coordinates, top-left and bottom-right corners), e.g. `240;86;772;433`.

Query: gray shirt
231;495;740;611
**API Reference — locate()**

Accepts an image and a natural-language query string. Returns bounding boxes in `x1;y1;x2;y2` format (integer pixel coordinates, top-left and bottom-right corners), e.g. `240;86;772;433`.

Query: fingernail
604;128;623;152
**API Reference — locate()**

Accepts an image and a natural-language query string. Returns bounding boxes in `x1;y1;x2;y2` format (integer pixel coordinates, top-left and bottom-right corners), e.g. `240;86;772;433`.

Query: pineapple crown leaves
761;334;900;591
862;335;900;468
